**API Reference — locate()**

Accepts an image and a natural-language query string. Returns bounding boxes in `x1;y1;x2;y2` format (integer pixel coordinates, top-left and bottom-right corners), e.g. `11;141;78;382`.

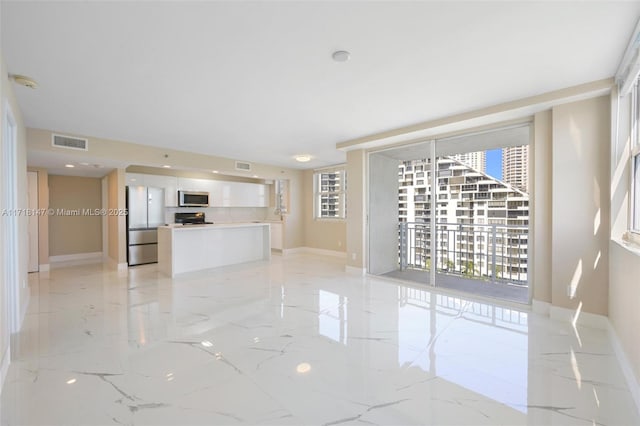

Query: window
315;169;346;219
634;155;640;231
633;82;640;233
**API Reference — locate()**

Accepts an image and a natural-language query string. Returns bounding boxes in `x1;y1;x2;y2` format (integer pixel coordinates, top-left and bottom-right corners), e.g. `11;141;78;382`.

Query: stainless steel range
174;212;214;225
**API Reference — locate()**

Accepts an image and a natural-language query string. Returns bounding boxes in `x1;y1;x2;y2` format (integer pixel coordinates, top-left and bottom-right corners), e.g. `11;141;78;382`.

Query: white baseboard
0;344;9;394
282;247;347;259
39;263;50;272
346;265;366;276
50;251;103;263
608;321;640;415
281;247;306;256
117;262;128;272
532;299;551;315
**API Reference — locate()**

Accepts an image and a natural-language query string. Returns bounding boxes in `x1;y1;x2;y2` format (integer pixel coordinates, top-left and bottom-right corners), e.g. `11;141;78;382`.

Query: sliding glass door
369;125;531;303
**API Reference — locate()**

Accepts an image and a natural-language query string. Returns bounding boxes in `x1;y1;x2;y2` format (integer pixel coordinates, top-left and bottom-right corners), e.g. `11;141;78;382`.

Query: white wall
0;49;29;391
368;152;401;275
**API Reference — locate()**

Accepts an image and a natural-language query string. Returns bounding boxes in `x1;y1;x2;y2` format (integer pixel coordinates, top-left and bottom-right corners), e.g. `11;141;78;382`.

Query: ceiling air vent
52;134;88;151
235;161;252;172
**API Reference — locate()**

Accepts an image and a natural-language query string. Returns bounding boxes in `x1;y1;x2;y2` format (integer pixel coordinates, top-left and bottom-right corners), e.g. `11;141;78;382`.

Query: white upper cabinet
127;174;268;208
207;181;268;207
126;173;178;206
144;175;178;206
176;177;210;192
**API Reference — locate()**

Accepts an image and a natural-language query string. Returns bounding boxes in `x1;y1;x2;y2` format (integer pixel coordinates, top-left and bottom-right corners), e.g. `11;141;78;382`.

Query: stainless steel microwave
178;190;209;207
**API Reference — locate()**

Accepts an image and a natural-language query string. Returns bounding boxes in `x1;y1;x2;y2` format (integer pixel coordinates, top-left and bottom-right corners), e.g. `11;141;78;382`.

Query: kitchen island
157;223;271;277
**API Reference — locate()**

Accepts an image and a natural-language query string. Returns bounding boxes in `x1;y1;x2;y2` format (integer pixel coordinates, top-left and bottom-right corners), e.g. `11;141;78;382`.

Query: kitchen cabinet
145;175;178;207
177;177;210;192
126;173;178;207
208;181;268;208
127;174;269;208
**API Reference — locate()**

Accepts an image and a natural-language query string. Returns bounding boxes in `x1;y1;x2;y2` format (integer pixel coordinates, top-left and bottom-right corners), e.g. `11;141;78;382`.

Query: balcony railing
399;222;528;285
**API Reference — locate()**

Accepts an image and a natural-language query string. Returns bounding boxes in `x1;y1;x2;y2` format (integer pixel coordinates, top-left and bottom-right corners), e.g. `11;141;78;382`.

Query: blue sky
486;148;502;180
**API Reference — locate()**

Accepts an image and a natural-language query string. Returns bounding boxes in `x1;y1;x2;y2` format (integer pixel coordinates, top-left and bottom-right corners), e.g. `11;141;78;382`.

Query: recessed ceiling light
252;175;259;178
296;362;311;374
201;340;213;348
332;50;350;62
9;74;38;89
65;164;74;168
162;165;171;168
295;155;312;163
66;378;77;384
212;170;219;174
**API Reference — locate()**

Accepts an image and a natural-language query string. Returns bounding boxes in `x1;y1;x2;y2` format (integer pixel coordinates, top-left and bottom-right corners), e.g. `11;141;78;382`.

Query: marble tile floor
0;254;638;425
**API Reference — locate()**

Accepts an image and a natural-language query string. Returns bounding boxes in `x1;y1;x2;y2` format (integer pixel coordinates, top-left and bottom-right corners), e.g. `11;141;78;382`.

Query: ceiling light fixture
162;165;171;168
295;155;311;163
296;362;311;374
212;170;219;174
65;164;74;168
9;74;38;89
332;50;350;62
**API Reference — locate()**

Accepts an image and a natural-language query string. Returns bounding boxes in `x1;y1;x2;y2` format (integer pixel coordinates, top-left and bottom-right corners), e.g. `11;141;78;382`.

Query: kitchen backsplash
165;207;272;224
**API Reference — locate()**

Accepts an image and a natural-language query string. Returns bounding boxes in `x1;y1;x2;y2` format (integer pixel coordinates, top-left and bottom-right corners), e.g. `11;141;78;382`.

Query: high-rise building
452;151;486;173
398;156;529;283
502;145;529;193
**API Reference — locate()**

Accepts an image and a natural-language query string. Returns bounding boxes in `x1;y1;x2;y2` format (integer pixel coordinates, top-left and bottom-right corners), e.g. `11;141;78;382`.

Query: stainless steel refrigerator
127;186;165;266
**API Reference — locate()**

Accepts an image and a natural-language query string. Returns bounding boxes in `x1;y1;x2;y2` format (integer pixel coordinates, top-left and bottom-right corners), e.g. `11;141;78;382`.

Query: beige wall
0;49;29;388
346;150;367;269
609;87;640;394
609;242;640;382
27;127;303;187
551;96;610;316
283;170;304;250
532;111;552;303
27;128;306;252
302;170;347;252
106;169;127;265
48;175;102;256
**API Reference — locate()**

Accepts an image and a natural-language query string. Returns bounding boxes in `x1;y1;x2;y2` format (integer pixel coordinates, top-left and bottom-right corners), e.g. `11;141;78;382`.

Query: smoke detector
9;74;38;89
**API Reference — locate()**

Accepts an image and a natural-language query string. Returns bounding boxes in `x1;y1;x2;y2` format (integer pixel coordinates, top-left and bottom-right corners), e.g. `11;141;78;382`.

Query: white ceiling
2;1;640;172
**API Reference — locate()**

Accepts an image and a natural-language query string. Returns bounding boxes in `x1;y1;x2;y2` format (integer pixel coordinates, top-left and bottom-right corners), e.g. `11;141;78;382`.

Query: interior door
27;171;39;272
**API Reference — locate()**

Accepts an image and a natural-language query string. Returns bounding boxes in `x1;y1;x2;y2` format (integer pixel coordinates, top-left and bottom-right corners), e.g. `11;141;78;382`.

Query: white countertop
159;222;271;231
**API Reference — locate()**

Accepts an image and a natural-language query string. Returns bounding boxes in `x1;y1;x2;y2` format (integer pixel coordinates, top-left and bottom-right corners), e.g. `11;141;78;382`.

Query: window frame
631;81;640;236
313;168;347;220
